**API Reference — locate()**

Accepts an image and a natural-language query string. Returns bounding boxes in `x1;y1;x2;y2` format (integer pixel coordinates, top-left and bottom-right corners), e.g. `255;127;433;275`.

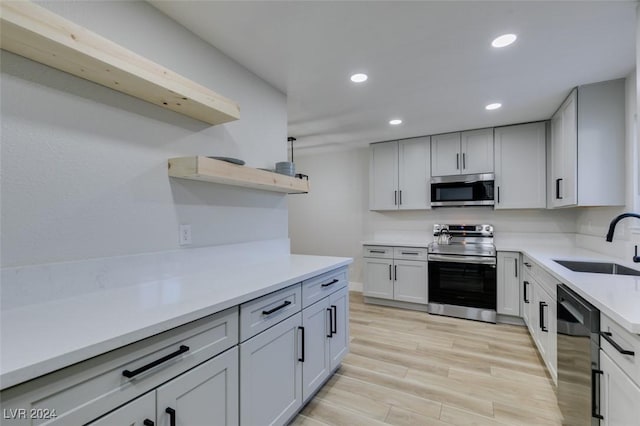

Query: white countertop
0;253;351;390
363;236;640;335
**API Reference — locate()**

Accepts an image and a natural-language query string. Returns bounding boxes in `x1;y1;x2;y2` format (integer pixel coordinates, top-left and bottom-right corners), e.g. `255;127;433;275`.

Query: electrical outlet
179;224;192;246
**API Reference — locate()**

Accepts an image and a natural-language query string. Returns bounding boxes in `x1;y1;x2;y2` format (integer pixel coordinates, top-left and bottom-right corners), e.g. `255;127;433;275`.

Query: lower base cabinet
89;347;239;426
600;350;640;425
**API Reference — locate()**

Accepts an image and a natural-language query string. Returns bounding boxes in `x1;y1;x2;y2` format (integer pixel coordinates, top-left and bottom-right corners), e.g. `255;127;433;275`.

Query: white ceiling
151;1;636;152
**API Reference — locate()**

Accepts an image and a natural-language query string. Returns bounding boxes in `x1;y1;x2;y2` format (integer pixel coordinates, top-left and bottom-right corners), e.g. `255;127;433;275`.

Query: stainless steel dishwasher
557;284;601;425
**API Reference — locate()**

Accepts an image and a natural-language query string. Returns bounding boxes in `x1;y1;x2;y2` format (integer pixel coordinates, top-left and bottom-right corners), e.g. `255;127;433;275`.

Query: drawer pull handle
122;345;189;378
143;420;154;426
298;326;305;362
524;262;532;268
165;407;176;426
601;331;635;356
401;252;419;255
369;250;386;254
321;278;339;287
262;300;292;315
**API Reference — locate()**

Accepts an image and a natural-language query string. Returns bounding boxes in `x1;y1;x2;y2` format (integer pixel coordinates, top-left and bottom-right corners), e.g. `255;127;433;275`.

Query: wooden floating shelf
168;157;310;194
0;1;240;125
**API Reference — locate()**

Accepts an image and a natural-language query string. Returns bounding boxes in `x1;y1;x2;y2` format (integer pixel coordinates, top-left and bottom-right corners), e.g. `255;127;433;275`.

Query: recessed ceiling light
485;103;502;110
350;73;368;83
491;34;517;48
389;119;402;125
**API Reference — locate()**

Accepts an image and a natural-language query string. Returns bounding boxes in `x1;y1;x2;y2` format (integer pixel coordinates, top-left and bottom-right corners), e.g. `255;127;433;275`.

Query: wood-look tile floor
290;292;562;426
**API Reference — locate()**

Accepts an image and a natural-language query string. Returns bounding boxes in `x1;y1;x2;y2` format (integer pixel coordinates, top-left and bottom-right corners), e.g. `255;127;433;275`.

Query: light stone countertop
362;236;640;335
0;253;352;390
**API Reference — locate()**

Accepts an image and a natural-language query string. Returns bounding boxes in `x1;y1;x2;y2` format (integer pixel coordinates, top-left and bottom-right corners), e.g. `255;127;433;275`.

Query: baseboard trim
363;296;429;312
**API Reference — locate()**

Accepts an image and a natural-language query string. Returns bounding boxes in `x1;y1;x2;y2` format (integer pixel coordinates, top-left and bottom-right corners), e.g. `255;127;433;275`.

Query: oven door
427;254;497;310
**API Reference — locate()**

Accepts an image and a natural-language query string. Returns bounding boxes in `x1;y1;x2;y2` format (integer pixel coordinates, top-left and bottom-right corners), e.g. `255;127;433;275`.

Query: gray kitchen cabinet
494;122;547;209
328;286;349;369
301;296;331;402
87;392;156;426
156;347;239;426
240;313;303;426
550;79;625;208
496;251;521;316
369;137;430;210
600;350;640;426
431;129;493;177
363;246;427;306
521;271;532;329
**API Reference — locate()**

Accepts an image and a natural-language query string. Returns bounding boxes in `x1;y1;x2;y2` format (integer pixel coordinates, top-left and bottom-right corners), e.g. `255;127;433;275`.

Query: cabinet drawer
301;267;348;308
393;247;428;261
363;246;393;259
240;284;302;342
0;307;238;426
601;314;640;387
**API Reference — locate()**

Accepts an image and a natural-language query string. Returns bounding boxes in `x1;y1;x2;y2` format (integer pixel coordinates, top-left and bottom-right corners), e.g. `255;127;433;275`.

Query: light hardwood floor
291;292;562;426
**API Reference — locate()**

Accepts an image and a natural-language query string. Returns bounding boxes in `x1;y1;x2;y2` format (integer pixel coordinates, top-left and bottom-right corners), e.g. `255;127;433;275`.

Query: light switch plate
179;224;192;246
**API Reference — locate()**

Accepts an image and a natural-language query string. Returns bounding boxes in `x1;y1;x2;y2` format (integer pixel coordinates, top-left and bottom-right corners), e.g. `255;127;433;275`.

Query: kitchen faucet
605;212;640;263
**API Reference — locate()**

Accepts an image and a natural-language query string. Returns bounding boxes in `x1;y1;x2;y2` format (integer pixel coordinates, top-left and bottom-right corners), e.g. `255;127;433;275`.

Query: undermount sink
554;260;640;277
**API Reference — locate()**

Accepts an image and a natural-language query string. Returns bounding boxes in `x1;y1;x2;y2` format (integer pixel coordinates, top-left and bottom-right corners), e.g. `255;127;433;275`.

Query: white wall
0;1;288;267
289;146;579;284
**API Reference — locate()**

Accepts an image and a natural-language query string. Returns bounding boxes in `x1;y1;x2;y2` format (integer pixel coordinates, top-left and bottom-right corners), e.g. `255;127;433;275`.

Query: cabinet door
363;258;394;300
431;132;461;176
393;260;428;304
398;137;430;210
531;283;549;360
329;287;350;370
550;111;564;208
496;252;521;316
88;392;155;426
240;313;302;426
301;298;331;402
560;90;578;206
370;141;398;210
156;346;239;426
494;123;547;209
521;277;532;328
461;128;494;174
601;350;640;426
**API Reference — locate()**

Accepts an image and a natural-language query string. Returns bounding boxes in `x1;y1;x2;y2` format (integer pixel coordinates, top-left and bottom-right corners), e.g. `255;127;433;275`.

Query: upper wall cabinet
0;1;240;125
494;122;547;209
549;79;625;208
369;137;431;211
431;129;494;177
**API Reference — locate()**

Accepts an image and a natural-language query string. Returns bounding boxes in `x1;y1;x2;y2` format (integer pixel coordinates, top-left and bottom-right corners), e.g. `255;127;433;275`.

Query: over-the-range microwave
430;173;495;207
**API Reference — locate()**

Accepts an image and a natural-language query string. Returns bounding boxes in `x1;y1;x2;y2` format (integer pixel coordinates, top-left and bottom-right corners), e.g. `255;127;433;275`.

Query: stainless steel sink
554;260;640;276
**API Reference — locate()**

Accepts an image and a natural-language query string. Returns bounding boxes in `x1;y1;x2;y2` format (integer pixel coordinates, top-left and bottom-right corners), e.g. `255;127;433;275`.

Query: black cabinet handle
456;153;460;170
556;178;563;200
524;262;532;268
321;278;339;288
331;305;337;335
591;369;604;420
327;308;333;338
539;302;548;332
601;331;635;356
514;258;518;278
497;186;500;204
462;153;466;169
165;407;176;426
401;251;419;255
143;420;154;426
122;345;189;378
399;190;402;205
523;281;529;303
394;190;397;205
298;326;305;361
389;264;392;280
262;300;291;315
369;250;386;254
394;265;397;281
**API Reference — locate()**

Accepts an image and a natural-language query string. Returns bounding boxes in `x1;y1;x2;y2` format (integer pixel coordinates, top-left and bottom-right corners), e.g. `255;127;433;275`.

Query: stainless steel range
427;224;497;323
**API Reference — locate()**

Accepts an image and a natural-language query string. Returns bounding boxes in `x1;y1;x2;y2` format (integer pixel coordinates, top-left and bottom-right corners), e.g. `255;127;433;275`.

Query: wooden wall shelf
168;157;310;194
0;1;240;125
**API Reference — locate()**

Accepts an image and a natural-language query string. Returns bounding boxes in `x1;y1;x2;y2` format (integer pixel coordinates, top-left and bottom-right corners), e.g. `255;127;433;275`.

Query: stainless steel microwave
430;173;495;207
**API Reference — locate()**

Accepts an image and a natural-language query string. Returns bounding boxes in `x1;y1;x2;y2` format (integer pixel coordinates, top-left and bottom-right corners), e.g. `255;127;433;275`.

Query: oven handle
428;254;496;265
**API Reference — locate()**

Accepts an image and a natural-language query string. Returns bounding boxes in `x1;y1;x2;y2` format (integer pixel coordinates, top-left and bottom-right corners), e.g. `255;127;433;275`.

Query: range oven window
428;261;496;309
